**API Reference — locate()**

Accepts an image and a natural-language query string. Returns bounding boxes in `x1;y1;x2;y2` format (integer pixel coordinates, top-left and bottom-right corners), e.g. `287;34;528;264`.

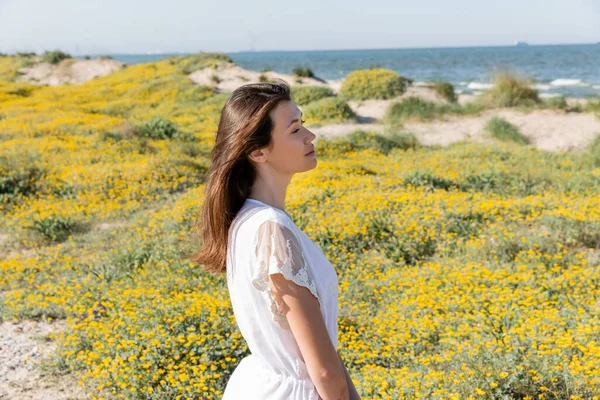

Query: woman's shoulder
233;202;294;234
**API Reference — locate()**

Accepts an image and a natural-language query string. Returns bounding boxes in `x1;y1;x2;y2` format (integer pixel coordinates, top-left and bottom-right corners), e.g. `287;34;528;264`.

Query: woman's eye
293;120;306;133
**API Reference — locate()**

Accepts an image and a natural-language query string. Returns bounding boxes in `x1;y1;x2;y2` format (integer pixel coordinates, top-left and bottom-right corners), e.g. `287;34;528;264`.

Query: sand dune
16;57;125;86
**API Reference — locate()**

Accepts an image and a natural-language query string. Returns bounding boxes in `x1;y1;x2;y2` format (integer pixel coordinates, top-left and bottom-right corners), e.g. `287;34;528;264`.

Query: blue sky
1;0;598;54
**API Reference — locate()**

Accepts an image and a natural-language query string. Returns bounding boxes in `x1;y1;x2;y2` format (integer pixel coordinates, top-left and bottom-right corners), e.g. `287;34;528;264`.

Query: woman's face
258;99;317;175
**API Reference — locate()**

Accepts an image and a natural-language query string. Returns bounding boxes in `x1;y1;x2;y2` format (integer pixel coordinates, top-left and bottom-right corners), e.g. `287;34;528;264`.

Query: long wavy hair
184;80;292;274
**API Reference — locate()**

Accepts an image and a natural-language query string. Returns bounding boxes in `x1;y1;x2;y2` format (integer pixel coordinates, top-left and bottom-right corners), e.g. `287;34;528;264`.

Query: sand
311;108;600;152
188;61;332;92
0;319;88;399
16;57;125;86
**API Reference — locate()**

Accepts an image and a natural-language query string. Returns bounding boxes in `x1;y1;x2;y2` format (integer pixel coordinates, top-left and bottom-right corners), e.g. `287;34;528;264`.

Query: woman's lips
306;149;315;156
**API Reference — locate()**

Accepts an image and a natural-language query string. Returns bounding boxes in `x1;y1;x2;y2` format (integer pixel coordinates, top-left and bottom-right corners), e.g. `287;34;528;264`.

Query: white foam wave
468;82;494;90
550;79;582;87
594;85;600;90
539;93;563;99
413;81;428;87
455;89;464;94
532;84;551;91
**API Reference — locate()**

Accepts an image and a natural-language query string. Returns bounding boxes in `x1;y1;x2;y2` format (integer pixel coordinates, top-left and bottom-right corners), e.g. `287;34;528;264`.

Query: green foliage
484;117;530;145
478;73;540;108
316;130;420;157
258;74;269;83
139;117;180;140
589;134;600;167
27;215;86;242
290;85;334;106
584;96;600;114
432;81;457;102
292;66;315;78
542;95;569;110
338;68;412;100
303;97;355;124
175;53;233;74
0;153;45;203
384;97;484;125
404;170;457;191
41;50;72;65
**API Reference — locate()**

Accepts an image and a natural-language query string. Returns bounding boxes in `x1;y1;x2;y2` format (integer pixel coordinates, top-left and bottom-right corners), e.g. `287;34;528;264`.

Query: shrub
41;50;72;64
292;66;315;78
140;117;180;140
542;96;569;110
291;86;334;106
316;130;420;157
258;74;269;83
589;134;600;167
338;68;412;100
27;215;85;242
346;130;420;154
176;53;233;74
404;170;457;191
384;97;480;124
0;153;45;202
584;96;600;114
432;81;457;103
303;97;355;124
484;117;530;145
478;73;540;108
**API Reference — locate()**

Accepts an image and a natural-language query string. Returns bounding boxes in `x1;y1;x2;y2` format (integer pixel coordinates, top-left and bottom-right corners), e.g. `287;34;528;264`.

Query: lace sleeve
251;219;320;330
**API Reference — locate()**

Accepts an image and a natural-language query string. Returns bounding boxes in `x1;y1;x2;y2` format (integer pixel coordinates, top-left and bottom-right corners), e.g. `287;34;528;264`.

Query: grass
431;81;457;103
478;72;540;108
384;96;485;125
484;116;530;145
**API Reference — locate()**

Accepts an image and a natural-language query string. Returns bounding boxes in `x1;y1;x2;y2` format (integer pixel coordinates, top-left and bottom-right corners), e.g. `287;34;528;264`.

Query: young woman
188;80;360;400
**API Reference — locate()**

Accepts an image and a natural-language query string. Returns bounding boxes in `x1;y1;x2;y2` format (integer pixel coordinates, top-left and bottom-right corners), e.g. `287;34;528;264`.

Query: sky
1;0;599;55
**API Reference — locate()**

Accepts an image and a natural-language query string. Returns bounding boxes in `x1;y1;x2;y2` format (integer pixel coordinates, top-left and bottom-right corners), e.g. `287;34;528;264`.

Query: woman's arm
269;273;349;400
337;351;361;400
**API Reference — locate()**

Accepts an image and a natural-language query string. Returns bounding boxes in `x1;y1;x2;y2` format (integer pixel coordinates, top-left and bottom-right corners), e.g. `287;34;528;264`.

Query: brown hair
184;80;292;274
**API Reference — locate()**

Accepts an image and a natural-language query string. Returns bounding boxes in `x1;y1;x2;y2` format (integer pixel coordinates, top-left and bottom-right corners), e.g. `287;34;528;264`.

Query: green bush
478;73;540;108
140;117;180;140
41;50;72;64
384;97;482;124
589;134;600;167
338;68;412;101
175;53;233;74
27;215;86;242
0;153;45;203
291;86;334;106
584;96;600;114
303;97;355;124
484;117;530;145
292;66;315;78
432;81;457;103
316;130;420;157
542;96;569;110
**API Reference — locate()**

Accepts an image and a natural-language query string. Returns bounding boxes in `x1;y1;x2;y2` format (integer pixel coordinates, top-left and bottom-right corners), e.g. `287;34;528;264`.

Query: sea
87;43;600;99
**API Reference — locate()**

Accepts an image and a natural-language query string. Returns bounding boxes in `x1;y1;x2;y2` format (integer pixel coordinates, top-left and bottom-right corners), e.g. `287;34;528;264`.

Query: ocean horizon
75;43;600;98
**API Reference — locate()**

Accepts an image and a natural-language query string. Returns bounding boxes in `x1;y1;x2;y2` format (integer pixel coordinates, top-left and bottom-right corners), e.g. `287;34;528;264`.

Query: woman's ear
249;148;267;164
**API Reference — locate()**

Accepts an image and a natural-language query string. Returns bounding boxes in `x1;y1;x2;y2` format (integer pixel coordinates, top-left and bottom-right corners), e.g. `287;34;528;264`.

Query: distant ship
514;41;529;46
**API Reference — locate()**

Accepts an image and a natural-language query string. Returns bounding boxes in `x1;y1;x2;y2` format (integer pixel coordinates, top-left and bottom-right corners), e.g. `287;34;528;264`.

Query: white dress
222;198;339;400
